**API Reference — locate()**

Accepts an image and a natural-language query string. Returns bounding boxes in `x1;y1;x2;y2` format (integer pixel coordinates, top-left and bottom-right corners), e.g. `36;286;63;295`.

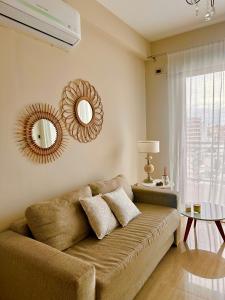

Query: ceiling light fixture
186;0;215;21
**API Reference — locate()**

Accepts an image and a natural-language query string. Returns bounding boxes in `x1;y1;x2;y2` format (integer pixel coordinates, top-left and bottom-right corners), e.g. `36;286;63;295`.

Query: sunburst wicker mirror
61;79;104;143
16;103;67;163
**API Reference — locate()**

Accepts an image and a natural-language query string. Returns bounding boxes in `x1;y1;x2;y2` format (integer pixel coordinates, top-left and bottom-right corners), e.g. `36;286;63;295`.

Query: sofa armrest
132;186;178;209
0;230;95;300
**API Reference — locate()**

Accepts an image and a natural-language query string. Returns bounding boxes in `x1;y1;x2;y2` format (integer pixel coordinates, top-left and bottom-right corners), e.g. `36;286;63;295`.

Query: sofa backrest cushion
25;186;92;251
89;174;134;201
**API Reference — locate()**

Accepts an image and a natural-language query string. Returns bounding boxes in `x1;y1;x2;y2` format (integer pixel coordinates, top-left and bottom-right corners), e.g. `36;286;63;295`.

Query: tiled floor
135;219;225;300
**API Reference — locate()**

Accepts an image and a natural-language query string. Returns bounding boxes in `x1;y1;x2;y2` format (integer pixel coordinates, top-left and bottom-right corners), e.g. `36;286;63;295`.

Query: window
186;71;225;202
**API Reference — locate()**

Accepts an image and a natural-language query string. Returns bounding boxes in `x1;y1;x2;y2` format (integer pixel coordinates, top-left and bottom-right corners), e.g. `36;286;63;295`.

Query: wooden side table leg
184;218;193;242
215;221;225;242
194;219;197;229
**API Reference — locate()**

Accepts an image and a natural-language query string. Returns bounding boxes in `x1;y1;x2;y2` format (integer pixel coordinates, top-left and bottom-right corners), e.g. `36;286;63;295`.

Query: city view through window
186;71;225;204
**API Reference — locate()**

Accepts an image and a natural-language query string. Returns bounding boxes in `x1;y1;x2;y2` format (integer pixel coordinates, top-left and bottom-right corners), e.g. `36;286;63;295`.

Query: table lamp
137;141;160;183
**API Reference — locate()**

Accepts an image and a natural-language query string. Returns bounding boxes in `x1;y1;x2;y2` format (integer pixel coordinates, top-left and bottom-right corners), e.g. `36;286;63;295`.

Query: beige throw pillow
25;186;92;251
103;187;141;227
80;195;119;239
89;174;134;201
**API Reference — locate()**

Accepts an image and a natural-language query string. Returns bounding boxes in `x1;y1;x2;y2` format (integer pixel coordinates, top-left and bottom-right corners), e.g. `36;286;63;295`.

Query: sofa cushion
65;203;180;300
10;217;32;237
80;195;119;239
89;174;134;200
25;186;92;251
103;187;141;227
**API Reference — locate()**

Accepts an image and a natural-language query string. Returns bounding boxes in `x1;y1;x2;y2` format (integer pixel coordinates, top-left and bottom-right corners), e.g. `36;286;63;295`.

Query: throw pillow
80;195;119;239
25;185;92;251
103;187;141;227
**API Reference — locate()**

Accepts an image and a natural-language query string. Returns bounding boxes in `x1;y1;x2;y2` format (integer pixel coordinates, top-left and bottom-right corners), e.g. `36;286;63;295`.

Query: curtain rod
147;39;225;61
147;53;167;61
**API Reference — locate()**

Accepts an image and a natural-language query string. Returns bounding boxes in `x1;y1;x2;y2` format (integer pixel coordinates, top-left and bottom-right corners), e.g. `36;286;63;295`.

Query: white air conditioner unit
0;0;81;49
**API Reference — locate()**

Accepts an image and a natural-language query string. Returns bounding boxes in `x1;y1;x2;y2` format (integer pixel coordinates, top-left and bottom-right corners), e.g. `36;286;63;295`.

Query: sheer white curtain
168;40;225;205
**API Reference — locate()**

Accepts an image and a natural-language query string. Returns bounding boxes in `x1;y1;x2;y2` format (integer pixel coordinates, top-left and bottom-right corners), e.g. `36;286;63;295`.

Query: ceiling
97;0;225;41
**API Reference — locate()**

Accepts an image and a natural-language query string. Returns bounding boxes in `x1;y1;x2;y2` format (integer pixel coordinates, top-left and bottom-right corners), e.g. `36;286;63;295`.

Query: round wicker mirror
16;103;67;163
61;79;104;143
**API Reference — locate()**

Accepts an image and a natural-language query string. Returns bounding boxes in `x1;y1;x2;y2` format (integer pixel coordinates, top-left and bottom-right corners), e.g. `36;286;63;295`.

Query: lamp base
143;154;155;184
143;177;154;184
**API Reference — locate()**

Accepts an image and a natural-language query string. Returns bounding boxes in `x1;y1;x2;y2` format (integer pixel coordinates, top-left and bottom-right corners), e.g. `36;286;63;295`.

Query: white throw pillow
80;195;119;239
103;187;141;227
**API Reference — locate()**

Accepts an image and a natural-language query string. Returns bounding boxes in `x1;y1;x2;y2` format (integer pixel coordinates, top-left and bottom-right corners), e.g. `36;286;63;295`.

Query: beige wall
0;0;148;231
66;0;150;59
151;21;225;56
146;55;168;177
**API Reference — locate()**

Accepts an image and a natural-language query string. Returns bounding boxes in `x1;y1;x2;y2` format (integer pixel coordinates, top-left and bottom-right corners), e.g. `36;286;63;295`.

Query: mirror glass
77;100;93;124
32;119;57;148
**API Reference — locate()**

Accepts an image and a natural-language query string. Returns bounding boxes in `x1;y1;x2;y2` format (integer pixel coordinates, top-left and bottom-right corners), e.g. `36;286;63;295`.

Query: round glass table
180;202;225;242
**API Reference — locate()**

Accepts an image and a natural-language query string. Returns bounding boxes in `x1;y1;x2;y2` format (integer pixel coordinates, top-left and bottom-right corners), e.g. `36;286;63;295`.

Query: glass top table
180;202;225;243
180;202;225;221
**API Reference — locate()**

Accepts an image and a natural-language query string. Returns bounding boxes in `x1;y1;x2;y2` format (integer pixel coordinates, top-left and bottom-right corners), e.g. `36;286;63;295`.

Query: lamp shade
137;141;160;153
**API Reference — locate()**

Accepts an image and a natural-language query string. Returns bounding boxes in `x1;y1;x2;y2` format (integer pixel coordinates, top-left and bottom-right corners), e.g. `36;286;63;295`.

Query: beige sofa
0;177;180;300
